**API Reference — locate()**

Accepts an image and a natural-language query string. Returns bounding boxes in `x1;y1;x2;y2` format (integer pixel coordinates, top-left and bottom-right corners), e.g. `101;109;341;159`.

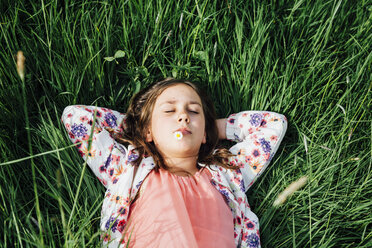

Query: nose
178;112;190;123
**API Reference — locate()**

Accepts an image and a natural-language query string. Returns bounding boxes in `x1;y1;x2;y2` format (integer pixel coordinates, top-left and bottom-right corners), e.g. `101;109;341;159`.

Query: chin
173;145;200;156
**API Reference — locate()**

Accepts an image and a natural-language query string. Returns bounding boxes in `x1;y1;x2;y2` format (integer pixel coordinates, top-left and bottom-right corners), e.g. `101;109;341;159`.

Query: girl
62;78;287;247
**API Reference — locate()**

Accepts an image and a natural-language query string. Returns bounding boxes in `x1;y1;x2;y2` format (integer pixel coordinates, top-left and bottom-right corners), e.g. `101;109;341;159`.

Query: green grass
0;0;371;247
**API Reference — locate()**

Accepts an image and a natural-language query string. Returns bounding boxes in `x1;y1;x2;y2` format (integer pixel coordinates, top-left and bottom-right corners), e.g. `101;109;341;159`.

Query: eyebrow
160;100;202;106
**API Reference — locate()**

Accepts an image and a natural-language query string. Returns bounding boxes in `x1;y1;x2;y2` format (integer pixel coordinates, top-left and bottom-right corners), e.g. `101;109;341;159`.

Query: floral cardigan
62;105;287;248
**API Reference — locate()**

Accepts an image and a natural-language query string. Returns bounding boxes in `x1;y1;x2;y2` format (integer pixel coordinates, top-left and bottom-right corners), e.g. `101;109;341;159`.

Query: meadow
0;0;371;247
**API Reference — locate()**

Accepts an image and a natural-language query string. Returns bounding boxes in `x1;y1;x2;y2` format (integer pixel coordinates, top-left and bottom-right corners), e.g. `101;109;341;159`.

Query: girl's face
147;84;206;159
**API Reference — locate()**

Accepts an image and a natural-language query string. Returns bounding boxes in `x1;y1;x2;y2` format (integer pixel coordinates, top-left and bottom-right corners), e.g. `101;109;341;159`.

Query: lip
175;127;192;135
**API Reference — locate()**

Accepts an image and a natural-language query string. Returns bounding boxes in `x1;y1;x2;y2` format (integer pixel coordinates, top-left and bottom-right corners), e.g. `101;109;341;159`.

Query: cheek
196;115;206;130
150;117;169;138
194;118;206;139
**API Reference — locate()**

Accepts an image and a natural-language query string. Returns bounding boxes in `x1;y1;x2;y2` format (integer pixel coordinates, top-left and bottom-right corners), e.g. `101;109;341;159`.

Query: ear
146;129;153;142
202;131;206;144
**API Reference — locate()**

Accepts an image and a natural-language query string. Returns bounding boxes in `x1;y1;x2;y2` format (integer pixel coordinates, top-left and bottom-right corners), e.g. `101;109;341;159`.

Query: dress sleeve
61;105;128;188
226;111;287;192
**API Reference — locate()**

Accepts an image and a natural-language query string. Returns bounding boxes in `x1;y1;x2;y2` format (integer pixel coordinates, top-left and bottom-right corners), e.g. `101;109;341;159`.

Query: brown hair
112;78;238;173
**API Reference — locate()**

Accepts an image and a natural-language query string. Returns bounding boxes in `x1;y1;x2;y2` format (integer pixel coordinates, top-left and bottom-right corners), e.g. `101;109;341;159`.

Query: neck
163;156;199;176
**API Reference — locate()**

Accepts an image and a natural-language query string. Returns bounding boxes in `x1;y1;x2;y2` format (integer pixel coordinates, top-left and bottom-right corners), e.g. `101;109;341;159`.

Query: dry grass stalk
273;176;308;207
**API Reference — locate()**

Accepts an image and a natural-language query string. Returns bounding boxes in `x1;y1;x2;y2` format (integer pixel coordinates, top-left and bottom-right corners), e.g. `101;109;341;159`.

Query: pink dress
123;168;235;248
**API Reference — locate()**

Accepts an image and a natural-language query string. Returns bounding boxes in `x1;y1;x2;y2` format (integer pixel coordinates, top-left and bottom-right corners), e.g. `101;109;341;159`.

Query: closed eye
164;110;175;113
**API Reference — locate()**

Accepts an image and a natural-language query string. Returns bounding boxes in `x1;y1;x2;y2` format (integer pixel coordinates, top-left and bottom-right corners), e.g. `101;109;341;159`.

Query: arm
61;105;127;188
223;111;287;191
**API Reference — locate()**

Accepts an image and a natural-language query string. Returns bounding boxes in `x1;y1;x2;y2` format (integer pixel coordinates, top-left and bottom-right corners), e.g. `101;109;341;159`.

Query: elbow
276;114;288;142
61;105;78;124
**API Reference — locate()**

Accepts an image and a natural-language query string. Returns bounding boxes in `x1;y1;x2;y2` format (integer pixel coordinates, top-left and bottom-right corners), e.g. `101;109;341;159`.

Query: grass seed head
273;176;308;207
16;51;25;82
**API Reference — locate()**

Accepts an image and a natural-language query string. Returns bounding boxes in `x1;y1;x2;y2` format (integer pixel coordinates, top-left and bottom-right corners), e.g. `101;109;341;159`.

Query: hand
216;118;227;140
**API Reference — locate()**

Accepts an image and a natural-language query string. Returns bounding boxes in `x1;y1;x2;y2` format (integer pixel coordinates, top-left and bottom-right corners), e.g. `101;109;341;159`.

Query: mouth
175;128;192;135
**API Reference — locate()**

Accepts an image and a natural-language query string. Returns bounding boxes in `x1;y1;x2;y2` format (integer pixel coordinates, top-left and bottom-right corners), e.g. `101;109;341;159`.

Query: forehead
155;84;202;105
